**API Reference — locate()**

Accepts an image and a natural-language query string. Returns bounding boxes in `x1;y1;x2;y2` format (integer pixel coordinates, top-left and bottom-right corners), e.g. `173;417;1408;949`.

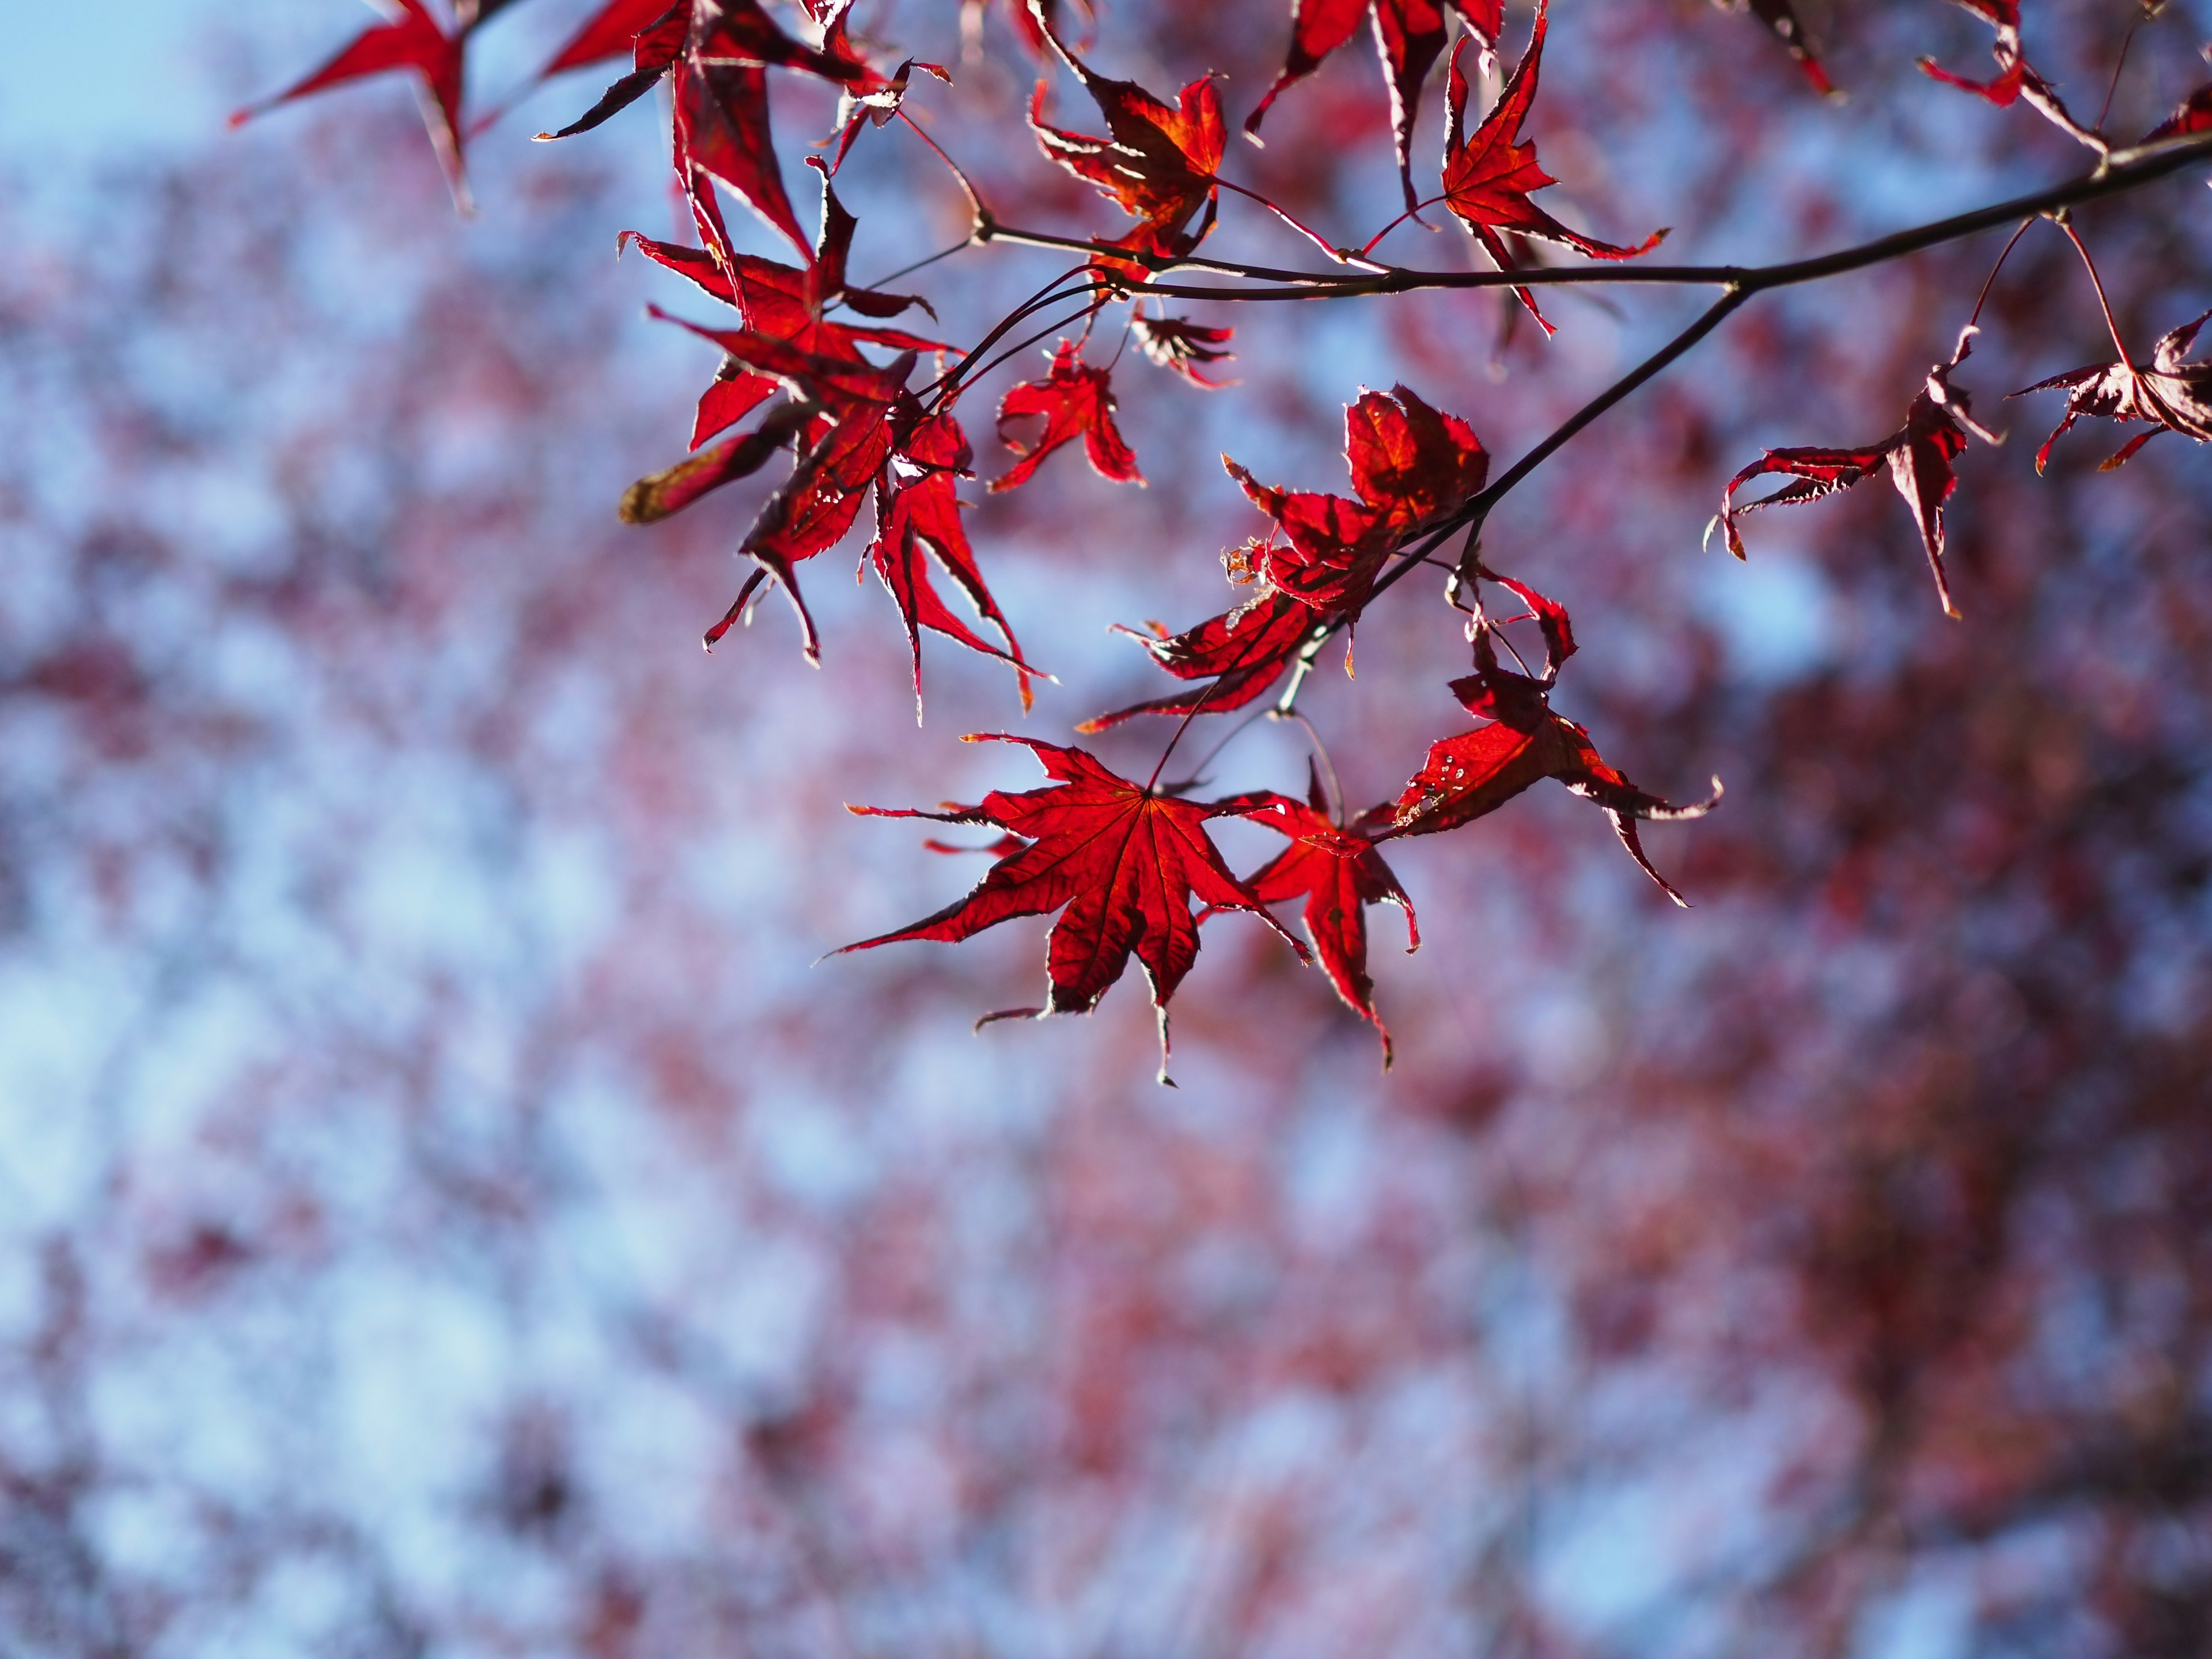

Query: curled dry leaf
2014;308;2212;473
842;736;1307;1082
1714;329;1998;618
1132;315;1237;388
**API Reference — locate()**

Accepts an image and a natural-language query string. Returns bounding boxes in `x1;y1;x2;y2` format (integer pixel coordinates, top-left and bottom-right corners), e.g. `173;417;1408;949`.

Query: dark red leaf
1375;607;1719;903
536;2;688;139
1717;330;1997;618
537;0;679;79
690;362;779;449
1132;315;1237;388
842;736;1306;1080
620;399;818;523
1245;0;1504;210
1222;463;1385;611
2014;308;2212;472
1080;591;1319;731
990;341;1143;494
675;60;812;258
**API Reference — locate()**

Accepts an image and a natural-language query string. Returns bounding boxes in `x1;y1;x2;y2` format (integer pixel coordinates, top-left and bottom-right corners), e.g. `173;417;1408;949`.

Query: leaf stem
2055;214;2133;364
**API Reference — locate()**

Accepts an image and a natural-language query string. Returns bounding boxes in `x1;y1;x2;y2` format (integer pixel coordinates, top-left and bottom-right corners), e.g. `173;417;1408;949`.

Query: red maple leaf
869;401;1041;714
1218;770;1419;1066
1080;591;1321;732
621;172;938;456
1376;583;1718;904
535;1;688;138
1714;329;1997;618
1344;383;1490;531
230;0;469;205
1028;21;1226;265
990;341;1143;494
841;736;1306;1081
1244;0;1504;211
2014;308;2212;474
1442;0;1665;334
538;0;875;257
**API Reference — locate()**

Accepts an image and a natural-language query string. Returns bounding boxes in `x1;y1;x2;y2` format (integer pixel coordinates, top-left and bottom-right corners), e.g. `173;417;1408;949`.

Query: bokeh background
7;1;2212;1653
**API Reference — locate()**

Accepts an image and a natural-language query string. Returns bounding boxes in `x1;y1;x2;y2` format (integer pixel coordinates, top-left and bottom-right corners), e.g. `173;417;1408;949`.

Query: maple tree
221;0;2212;1083
17;0;2212;1652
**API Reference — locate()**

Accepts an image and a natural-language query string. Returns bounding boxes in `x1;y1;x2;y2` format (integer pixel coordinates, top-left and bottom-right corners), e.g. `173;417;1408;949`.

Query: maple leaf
1711;0;1837;97
230;0;469;206
1376;582;1719;904
1344;384;1490;531
2013;307;2212;473
1713;329;1998;618
990;341;1143;494
1218;769;1419;1066
841;736;1306;1081
1027;19;1226;264
622;173;937;449
1132;315;1237;388
536;2;689;140
1244;0;1505;211
1085;385;1485;729
540;0;875;257
1442;0;1666;334
868;400;1041;715
1080;590;1321;731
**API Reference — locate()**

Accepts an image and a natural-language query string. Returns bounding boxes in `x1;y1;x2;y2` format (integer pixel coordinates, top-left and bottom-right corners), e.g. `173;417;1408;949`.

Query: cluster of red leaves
1085;384;1487;731
229;0;2212;1071
851;550;1707;1074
